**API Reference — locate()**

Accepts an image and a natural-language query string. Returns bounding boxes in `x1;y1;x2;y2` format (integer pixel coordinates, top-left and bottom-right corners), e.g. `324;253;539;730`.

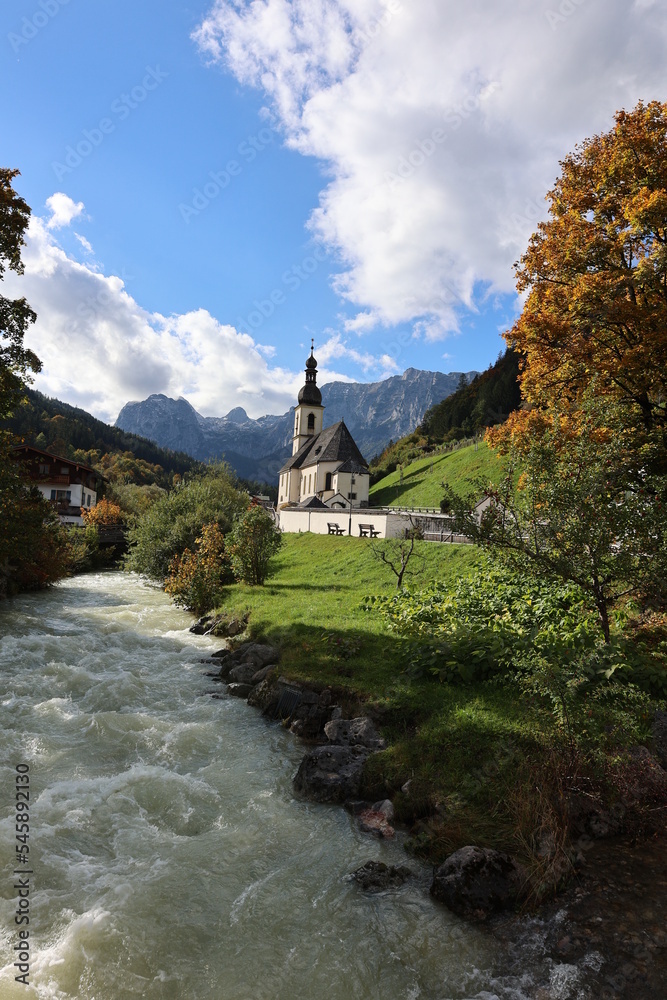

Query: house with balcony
13;445;102;526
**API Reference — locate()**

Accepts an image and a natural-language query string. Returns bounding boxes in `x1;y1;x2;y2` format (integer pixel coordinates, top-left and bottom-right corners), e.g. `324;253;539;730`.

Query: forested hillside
420;348;522;442
4;388;201;486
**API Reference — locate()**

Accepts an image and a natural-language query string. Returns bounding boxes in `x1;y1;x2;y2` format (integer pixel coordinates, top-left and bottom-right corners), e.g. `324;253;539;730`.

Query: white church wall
278;508;411;539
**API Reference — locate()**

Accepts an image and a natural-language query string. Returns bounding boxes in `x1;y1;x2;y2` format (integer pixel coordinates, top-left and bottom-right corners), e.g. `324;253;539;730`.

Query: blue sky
1;0;665;422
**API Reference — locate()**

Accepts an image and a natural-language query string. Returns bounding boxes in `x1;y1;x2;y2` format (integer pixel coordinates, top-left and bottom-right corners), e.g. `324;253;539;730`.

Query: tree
1;168;40;417
507;101;667;433
462;394;666;642
124;465;247;581
228;505;282;586
369;520;426;589
81;497;126;527
0;170;71;596
165;523;231;613
475;103;667;636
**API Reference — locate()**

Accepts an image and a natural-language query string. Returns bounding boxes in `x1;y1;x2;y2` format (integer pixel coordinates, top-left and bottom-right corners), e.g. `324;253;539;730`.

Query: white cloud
45;192;85;230
4;215;356;423
315;331;400;375
74;233;94;255
194;0;667;339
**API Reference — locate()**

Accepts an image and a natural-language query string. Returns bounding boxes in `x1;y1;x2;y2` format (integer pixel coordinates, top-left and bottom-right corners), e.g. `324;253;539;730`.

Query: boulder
227;683;253;699
251;664;276;685
190;615;212;635
228;662;261;685
356;803;395;838
351;861;413;891
324;717;386;751
236;643;278;670
293;745;368;803
247;678;279;714
430;846;527;920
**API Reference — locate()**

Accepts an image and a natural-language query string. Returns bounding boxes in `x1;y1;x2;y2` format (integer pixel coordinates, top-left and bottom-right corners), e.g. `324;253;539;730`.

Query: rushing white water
0;572;579;1000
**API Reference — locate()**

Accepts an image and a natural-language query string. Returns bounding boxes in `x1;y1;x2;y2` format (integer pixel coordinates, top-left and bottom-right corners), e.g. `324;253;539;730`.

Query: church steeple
298;339;322;405
292;340;324;454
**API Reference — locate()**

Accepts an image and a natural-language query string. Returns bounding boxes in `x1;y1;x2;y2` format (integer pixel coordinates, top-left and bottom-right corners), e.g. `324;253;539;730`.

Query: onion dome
298;340;322;405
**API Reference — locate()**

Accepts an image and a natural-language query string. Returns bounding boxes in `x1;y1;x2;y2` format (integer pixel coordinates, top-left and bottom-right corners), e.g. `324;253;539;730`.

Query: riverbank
8;569;626;1000
206;533;667;900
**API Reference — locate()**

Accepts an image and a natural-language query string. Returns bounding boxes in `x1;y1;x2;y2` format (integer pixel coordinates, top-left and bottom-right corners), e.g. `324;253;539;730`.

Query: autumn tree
165;523;231;613
508;100;667;433
473;104;667;636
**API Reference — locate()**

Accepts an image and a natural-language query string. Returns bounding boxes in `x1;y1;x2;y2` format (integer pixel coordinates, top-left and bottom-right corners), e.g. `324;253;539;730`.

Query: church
278;344;370;510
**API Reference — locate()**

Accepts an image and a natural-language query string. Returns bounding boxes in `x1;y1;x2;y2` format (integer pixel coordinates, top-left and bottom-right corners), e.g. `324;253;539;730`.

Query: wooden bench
327;523;345;535
358;523;380;538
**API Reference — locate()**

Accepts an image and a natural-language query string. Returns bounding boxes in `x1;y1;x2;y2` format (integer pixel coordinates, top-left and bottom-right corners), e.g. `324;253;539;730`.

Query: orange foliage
504;100;667;434
81;498;126;527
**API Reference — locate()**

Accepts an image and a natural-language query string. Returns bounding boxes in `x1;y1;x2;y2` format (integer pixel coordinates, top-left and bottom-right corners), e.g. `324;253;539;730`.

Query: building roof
297;496;329;509
279;420;368;474
12;445;103;478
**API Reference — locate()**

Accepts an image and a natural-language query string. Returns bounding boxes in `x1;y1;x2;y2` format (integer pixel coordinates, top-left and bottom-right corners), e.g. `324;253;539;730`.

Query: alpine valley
115;367;478;483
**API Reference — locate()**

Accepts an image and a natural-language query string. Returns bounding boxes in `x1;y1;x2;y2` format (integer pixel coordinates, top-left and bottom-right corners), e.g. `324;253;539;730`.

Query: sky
1;0;666;424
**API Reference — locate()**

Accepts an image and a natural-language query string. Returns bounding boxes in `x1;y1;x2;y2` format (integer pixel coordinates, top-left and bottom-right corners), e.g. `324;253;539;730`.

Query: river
0;571;591;999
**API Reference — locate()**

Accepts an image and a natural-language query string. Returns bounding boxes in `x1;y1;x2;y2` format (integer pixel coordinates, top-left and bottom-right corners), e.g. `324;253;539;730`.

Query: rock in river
293;745;368;803
430;846;527;921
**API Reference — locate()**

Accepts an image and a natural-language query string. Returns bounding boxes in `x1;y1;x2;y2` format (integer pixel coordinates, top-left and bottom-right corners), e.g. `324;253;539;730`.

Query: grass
213;534;580;879
369;440;507;508
217;533;479;693
212;532;663;898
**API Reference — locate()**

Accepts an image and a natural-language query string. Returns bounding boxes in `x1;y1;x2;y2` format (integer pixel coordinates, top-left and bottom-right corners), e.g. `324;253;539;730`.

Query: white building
13;445;101;526
278;344;370;510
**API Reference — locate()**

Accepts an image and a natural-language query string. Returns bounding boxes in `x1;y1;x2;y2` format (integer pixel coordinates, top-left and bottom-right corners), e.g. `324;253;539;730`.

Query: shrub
124;465;247;581
165;523;232;613
228;506;282;585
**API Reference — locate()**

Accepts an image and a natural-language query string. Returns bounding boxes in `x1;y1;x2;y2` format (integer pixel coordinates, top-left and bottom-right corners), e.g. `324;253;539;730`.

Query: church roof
297;496;329;509
335;458;368;475
279;420;368;474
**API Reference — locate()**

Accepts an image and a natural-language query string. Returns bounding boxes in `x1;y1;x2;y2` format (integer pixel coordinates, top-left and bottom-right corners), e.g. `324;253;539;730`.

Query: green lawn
214;534;560;870
369;440;507;508
217;533;480;692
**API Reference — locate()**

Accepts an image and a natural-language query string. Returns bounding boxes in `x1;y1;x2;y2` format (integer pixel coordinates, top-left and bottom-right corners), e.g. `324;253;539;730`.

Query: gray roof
279;420;368;474
297;496;329;509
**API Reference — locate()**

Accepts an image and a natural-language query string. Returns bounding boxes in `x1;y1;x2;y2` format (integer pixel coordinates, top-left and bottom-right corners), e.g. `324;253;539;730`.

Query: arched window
325;472;332;491
307;412;315;431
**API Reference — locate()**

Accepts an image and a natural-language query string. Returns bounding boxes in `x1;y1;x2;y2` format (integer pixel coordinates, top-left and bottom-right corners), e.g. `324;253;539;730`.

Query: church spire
298;340;322;405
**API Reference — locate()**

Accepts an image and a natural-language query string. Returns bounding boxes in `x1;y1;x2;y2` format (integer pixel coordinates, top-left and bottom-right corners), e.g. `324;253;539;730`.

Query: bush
228;506;282;585
165;523;232;613
124;465;247;581
364;564;665;695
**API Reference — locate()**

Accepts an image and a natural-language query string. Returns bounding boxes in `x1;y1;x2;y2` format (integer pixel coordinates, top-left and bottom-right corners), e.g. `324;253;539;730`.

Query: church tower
292;340;324;455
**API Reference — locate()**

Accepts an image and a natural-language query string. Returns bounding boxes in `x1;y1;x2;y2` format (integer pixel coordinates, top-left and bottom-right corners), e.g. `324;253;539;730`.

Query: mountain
4;388;201;484
115;368;477;484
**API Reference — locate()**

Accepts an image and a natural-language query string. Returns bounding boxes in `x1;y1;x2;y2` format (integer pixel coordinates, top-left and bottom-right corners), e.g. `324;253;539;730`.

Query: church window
348;492;357;500
325;472;332;491
307;412;315;431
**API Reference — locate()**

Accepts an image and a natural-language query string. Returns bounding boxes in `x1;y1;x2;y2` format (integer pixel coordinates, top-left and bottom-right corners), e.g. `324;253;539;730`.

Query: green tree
0;168;40;416
462;395;666;642
124;465;247;581
0;169;71;596
228;505;282;586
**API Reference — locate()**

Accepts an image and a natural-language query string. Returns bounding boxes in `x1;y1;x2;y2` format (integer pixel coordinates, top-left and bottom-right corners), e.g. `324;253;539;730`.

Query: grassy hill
369;440;507;508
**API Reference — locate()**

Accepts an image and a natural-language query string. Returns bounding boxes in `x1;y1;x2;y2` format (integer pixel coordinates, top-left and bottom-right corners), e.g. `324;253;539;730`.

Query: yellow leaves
81;498;125;527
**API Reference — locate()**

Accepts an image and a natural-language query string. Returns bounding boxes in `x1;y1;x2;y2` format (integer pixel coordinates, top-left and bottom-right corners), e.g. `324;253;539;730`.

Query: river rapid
0;572;592;1000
